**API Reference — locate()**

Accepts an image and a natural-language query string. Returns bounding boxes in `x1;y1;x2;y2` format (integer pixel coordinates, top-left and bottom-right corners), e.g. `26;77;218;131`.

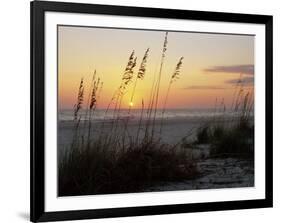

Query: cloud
183;77;254;90
183;85;226;90
225;76;254;85
204;64;254;75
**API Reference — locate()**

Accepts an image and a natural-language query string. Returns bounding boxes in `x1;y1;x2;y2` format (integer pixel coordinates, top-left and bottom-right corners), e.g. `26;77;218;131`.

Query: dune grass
58;32;197;196
59;139;198;196
194;76;254;159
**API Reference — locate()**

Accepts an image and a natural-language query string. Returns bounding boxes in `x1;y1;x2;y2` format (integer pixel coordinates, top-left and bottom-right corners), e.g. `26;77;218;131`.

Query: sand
58;116;208;151
58;116;254;191
144;157;254;192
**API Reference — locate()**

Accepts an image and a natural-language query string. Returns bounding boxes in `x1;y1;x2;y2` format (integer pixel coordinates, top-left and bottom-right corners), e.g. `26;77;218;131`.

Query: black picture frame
30;0;273;222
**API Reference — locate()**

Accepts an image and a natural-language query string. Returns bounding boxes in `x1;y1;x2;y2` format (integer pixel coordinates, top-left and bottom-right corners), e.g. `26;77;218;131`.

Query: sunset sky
58;25;254;110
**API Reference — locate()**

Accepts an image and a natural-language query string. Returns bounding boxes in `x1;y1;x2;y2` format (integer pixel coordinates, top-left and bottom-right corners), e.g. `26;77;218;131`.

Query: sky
58;25;254;110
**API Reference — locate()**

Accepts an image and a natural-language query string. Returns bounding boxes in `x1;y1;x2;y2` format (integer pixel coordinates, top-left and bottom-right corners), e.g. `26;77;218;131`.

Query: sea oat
160;57;184;134
129;48;150;109
137;48;150;80
74;78;84;121
122;51;137;87
151;32;169;138
170;57;184;83
90;77;100;110
162;32;168;56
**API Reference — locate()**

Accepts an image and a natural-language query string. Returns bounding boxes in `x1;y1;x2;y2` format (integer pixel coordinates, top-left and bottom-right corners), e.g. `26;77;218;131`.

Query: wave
58;108;251;121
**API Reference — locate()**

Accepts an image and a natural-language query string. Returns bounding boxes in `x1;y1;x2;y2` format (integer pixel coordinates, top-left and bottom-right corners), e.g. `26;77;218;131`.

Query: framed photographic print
30;0;273;222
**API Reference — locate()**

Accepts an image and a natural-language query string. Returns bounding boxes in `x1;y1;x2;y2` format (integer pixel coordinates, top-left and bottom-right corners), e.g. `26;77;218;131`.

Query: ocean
58;108;244;122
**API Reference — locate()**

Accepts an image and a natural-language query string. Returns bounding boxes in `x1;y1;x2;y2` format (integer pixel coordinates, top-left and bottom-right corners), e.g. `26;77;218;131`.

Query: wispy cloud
225;76;254;85
183;85;226;90
204;64;254;75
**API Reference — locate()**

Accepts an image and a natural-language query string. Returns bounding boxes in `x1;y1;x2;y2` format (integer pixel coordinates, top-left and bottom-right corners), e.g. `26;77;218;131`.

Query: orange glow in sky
58;26;254;110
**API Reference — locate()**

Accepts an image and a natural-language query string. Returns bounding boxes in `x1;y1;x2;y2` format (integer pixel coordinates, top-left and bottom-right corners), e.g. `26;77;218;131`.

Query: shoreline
58;116;248;150
58;115;254;196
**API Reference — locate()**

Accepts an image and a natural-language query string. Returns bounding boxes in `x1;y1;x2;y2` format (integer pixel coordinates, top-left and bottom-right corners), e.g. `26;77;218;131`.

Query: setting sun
129;102;134;107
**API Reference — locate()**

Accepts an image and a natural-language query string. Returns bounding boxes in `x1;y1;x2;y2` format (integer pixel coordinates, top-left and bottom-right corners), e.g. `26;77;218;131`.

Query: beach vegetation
194;76;254;158
58;32;199;196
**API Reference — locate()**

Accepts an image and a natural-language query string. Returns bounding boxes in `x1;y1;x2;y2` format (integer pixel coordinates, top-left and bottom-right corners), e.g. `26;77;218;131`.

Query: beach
57;112;242;153
58;108;245;150
58;116;203;150
58;109;254;193
145;157;254;192
56;27;256;196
